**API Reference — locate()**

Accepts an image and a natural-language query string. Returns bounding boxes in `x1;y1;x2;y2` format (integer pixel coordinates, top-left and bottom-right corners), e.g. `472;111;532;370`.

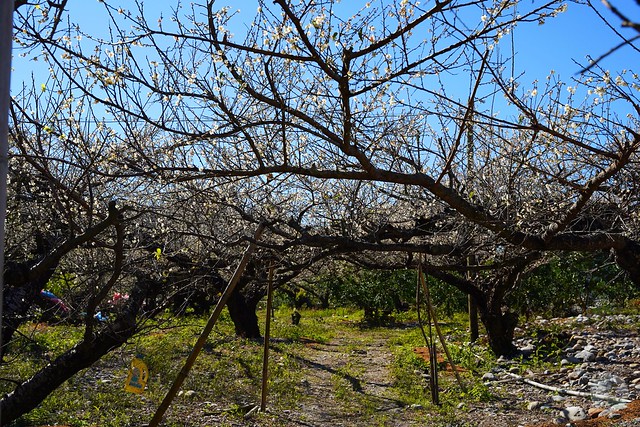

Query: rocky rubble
479;314;640;426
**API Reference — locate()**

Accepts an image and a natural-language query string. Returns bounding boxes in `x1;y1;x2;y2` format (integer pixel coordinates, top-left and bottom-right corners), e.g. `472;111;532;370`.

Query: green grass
267;306;338;343
384;310;500;420
2;306;498;426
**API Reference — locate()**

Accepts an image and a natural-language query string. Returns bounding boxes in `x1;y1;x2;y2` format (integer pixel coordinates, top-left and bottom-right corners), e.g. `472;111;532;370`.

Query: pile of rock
482;314;640;425
524;400;629;423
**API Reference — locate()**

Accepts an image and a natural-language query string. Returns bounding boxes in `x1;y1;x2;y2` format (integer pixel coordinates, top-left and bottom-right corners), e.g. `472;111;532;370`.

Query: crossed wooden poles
149;225;465;425
416;263;466;406
149;224;266;426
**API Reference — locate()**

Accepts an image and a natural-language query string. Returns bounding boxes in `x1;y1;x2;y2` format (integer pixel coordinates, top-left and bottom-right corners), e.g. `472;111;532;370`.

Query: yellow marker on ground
124;355;149;394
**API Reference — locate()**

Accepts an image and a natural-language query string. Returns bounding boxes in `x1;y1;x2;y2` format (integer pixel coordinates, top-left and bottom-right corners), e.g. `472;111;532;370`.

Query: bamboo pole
503;371;631;404
425;284;439;405
419;269;467;392
416;264;439;405
467;256;479;342
468;293;479;342
260;265;275;412
149;223;266;427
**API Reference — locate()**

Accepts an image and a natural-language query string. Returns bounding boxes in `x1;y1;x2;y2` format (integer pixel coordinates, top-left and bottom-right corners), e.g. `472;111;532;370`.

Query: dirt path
279;330;422;427
267;321;640;427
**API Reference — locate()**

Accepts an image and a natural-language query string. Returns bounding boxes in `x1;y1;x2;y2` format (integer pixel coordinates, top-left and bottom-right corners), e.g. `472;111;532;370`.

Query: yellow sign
124;356;149;394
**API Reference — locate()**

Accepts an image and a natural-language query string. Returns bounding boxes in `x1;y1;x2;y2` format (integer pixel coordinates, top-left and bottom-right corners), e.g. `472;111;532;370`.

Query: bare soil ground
256;320;640;427
275;331;423;427
20;314;640;427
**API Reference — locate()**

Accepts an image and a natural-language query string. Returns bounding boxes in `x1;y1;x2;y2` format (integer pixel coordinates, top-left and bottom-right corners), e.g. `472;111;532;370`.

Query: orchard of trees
1;0;639;423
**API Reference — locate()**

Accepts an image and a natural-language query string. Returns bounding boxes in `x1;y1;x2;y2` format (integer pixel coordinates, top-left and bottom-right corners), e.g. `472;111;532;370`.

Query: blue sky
13;1;638;73
510;1;638;80
10;1;639;109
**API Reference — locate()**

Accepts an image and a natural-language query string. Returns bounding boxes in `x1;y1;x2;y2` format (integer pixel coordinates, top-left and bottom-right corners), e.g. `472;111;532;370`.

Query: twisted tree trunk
1;202;122;359
226;284;262;339
615;241;640;287
0;280;145;424
478;305;519;357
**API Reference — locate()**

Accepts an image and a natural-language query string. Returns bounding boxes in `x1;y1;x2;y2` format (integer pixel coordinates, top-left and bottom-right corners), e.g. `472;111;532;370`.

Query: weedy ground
8;307;637;427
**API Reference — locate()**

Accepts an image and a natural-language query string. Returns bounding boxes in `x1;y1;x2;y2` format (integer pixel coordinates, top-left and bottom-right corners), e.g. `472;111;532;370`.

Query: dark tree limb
1;201;124;358
0;280;146;425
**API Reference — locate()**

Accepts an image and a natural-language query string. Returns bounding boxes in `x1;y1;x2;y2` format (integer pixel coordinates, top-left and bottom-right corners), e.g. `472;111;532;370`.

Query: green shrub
514;252;637;317
317;266;467;324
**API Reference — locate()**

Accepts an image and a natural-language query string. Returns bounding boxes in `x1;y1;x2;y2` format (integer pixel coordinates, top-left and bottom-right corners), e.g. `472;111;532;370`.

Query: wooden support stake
260;265;275;412
419;269;467;392
426;292;439;406
149;224;266;427
468;294;479;342
467;255;479;342
416;264;439;405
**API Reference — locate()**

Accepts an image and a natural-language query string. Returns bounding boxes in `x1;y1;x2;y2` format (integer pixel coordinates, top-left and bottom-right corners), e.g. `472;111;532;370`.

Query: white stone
527;401;542;410
562;406;587;421
574;350;596;362
482;372;496;381
609;403;628;413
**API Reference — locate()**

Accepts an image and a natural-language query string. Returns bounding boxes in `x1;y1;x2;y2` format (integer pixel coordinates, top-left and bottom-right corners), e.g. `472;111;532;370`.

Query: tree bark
1;202;122;359
0;285;143;424
478;306;519;357
1;261;56;356
615;242;640;287
226;285;262;339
